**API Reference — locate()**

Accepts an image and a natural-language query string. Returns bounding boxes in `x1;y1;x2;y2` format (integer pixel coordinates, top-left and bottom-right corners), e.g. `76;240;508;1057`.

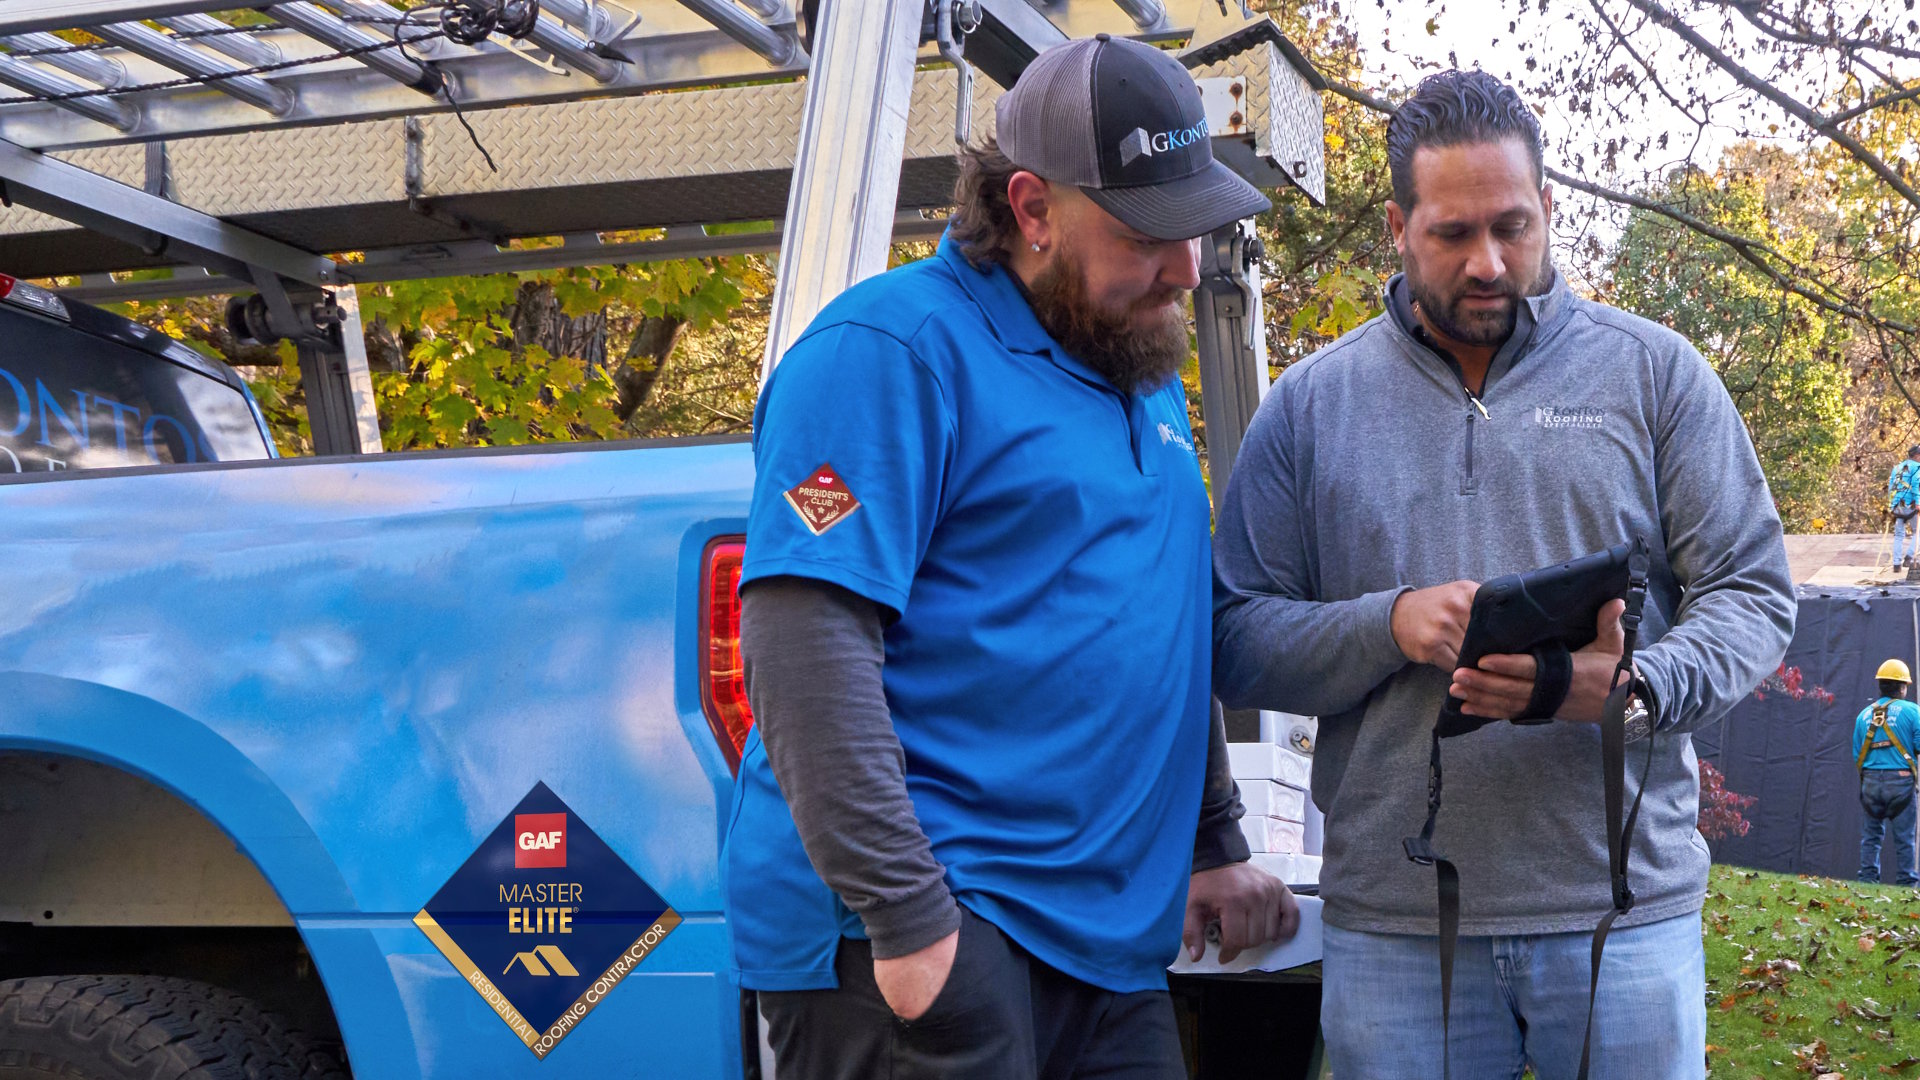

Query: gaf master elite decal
414;782;681;1060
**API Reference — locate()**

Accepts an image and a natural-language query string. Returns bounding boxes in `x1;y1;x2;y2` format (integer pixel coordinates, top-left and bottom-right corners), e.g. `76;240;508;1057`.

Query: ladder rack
0;0;1324;480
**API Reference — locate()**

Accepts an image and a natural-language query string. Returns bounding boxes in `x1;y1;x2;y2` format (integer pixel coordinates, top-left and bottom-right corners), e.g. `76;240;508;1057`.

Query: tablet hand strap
1518;641;1572;722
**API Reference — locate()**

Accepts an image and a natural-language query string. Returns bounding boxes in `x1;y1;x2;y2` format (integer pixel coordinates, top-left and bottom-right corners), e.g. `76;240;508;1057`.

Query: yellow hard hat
1879;659;1912;683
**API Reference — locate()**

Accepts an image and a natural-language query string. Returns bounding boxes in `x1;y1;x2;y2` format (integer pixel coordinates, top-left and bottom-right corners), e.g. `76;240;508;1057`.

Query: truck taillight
700;537;753;774
0;272;69;321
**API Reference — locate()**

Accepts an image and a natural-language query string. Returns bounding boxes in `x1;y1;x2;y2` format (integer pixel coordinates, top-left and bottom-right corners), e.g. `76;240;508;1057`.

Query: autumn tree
106;0;1920;529
112;248;768;454
358;254;766;450
1300;0;1917;525
1603;155;1852;528
1254;2;1402;364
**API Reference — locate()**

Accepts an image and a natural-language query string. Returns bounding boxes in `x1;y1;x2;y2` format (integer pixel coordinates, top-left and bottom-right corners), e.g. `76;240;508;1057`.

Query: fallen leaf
1851;999;1893;1022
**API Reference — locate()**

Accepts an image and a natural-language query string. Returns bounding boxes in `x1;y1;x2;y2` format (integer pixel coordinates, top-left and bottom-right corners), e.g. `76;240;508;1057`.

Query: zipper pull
1463;387;1490;420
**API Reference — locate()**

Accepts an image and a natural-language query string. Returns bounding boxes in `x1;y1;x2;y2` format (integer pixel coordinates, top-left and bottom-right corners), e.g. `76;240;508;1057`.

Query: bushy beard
1405;247;1553;348
1026;249;1191;397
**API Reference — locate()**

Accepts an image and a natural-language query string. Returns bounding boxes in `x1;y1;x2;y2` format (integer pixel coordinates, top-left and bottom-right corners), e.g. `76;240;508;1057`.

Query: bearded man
723;33;1297;1080
1212;70;1793;1079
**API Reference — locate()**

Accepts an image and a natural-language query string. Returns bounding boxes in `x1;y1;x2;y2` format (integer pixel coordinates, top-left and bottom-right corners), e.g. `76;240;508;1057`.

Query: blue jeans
1322;912;1705;1080
1897;514;1917;565
1859;768;1918;886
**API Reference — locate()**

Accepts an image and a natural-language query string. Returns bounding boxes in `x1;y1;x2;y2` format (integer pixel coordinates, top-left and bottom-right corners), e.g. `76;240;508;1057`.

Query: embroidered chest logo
1533;406;1605;430
1157;421;1196;456
784;462;862;536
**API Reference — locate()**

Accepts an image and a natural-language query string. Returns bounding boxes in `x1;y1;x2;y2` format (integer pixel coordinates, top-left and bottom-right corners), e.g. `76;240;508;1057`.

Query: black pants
757;907;1186;1080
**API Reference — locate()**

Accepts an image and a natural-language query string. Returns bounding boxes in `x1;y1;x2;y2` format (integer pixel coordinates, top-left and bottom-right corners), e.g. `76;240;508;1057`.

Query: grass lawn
1705;863;1920;1077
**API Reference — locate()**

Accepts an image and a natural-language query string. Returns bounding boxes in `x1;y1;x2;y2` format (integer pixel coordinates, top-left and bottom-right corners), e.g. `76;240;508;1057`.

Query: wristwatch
1623;696;1652;743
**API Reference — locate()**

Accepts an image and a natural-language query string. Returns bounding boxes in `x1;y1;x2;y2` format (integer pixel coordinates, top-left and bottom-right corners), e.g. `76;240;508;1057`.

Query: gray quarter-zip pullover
1213;271;1795;936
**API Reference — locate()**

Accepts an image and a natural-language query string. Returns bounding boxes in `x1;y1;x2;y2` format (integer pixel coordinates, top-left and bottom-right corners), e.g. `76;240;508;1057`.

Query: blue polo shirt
721;236;1213;994
1855;697;1920;771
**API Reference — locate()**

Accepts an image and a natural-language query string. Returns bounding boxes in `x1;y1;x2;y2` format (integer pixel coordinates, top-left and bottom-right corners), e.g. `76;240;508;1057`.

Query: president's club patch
784;463;861;535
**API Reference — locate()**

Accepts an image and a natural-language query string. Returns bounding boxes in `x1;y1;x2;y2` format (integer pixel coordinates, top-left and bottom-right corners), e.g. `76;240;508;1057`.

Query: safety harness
1403;539;1653;1080
1857;702;1917;773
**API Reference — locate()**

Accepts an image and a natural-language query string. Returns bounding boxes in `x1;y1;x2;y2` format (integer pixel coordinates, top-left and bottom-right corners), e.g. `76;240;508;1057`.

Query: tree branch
1710;0;1920;63
1285;196;1389;276
1620;0;1920;213
1585;0;1708;126
1548;165;1916;336
610;313;686;421
1325;78;1394;115
1830;79;1920;126
1873;324;1920;421
1323;77;1919;341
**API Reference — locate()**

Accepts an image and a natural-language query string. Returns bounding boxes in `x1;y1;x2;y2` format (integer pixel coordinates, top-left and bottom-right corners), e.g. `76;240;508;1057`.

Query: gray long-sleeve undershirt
742;575;1248;961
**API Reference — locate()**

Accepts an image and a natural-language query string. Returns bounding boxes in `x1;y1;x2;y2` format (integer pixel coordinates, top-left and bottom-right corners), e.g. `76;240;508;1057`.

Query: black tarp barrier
1695;585;1920;882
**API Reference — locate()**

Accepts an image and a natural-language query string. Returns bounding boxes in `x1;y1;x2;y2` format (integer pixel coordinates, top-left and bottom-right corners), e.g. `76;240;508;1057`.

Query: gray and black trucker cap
995;33;1271;241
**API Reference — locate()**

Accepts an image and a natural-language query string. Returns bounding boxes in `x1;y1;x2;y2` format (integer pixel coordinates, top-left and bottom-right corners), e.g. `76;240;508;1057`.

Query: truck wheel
0;975;347;1080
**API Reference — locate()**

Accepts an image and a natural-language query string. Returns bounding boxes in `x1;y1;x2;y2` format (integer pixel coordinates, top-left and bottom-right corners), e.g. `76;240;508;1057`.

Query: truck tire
0;975;348;1080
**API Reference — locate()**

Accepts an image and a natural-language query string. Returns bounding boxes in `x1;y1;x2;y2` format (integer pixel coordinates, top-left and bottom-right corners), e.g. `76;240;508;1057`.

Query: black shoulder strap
1402;731;1458;1080
1577;538;1653;1080
1405;538;1652;1080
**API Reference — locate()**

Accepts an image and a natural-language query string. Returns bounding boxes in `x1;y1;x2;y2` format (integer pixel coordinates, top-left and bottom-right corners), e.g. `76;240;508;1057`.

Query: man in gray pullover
1213;70;1794;1079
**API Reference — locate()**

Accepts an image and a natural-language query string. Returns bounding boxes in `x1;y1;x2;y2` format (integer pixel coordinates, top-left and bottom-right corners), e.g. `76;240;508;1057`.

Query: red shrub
1698;759;1757;841
1752;664;1836;705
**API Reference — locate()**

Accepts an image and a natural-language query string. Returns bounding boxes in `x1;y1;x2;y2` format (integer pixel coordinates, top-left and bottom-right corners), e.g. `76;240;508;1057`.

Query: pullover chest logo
1533;406;1606;430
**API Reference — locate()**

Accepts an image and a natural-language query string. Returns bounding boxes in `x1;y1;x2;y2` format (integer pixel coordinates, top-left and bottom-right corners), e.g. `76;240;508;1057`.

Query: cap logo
1117;119;1210;168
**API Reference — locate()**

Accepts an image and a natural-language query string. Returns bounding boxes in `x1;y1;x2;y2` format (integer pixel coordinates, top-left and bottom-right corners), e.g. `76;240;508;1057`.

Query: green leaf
552;277;604;319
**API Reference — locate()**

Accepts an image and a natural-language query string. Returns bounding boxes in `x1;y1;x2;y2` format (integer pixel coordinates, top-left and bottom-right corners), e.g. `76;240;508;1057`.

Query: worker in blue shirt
1889;446;1920;567
723;35;1298;1080
1854;659;1920;886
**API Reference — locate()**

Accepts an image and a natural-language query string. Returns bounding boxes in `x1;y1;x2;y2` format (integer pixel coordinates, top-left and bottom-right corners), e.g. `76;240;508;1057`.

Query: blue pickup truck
0;281;1321;1079
0;280;764;1077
